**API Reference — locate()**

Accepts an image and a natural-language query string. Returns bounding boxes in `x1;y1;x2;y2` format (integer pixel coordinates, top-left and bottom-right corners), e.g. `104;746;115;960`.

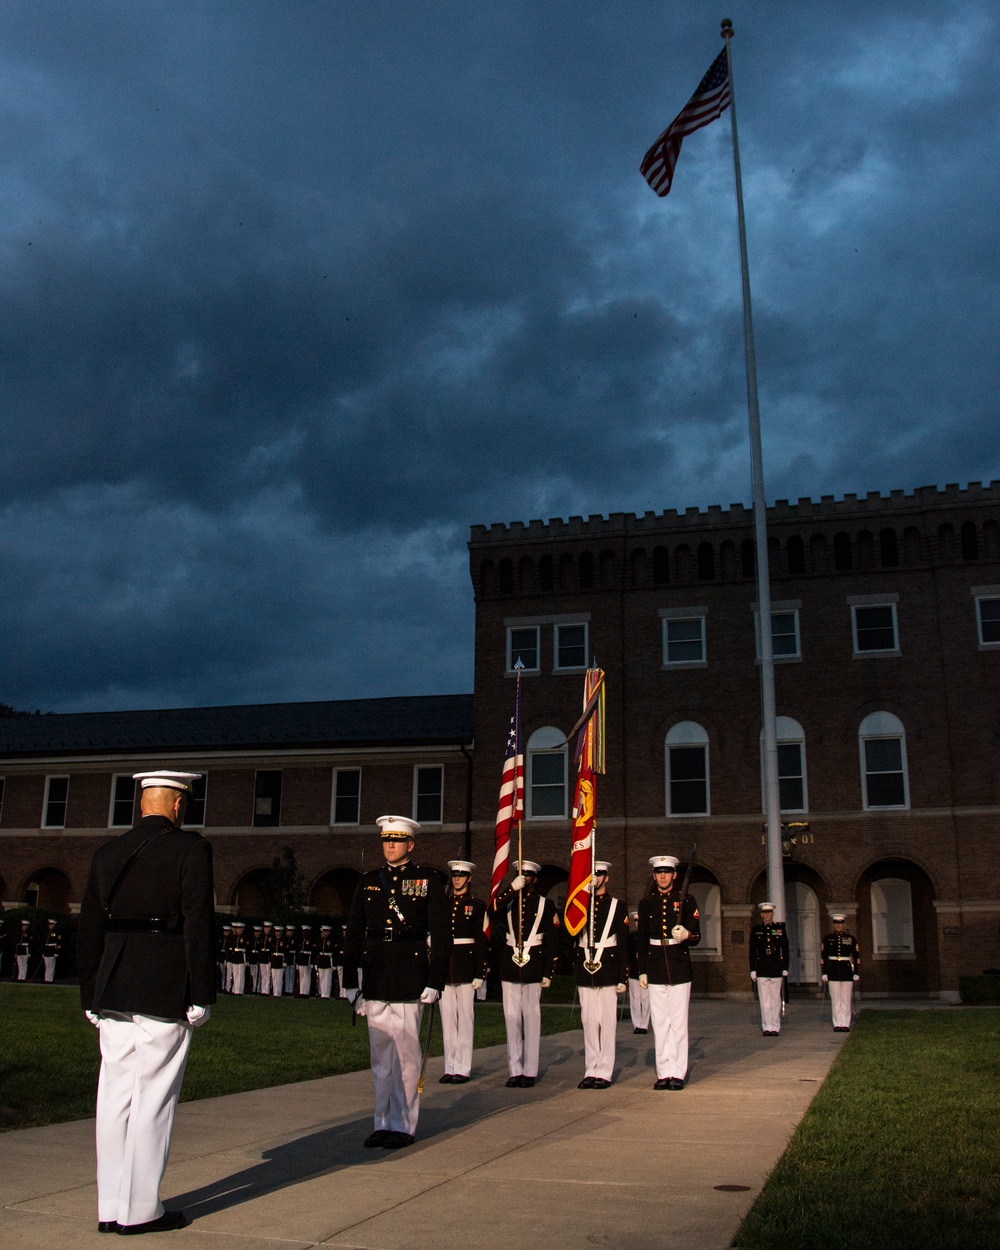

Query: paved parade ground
1;1000;847;1249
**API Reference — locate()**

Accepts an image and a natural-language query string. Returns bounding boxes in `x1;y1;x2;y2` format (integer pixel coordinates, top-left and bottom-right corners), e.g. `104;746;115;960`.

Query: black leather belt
366;926;421;943
104;917;183;933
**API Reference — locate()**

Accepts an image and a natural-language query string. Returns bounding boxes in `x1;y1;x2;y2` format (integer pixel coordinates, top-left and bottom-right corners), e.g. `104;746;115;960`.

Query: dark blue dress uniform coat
573;893;629;988
821;931;861;981
490;889;560;984
342;862;450;1001
749;921;790;977
636;889;701;985
77;814;217;1019
446;894;489;985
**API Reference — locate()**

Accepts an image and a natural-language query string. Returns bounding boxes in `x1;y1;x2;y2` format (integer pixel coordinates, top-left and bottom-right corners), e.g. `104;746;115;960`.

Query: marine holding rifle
636;854;701;1090
341;816;450;1149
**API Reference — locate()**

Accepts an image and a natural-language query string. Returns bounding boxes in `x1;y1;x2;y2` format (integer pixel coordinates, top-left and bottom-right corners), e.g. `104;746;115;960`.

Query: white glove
750;971;757;981
639;974;648;989
420;987;440;1004
671;925;690;941
821;975;828;983
511;875;526;891
85;1010;101;1028
616;983;626;994
782;970;789;977
186;1005;210;1027
540;977;552;989
346;987;362;1004
353;996;367;1017
853;975;860;982
471;978;484;990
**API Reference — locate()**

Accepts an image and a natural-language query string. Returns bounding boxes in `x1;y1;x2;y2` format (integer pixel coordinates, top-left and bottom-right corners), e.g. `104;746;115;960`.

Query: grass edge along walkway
0;982;579;1133
733;1008;1000;1250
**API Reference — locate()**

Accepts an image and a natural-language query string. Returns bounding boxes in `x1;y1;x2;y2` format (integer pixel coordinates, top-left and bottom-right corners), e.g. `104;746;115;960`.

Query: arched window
903;526;922;565
961;521;979;561
689;882;721;959
761;716;807;812
518;556;533;592
674;545;693;581
665;721;709;816
870;878;915;957
599;549;615;588
479;559;494;595
879;528;899;568
538;554;554;592
787;535;806;575
809;533;828;574
652;546;670;584
833;532;852;571
527;727;568;819
697;542;715;580
558;552;574;590
741;539;755;578
579;552;595;589
631;547;648;586
499;558;514;594
858;711;909;810
719;540;737;579
857;529;875;570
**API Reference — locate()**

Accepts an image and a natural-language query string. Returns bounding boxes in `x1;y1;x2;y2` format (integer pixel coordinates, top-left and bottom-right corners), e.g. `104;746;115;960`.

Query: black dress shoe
97;1222;119;1234
363;1129;392;1147
520;1076;536;1087
633;1027;648;1034
667;1077;685;1090
117;1211;188;1235
439;1073;455;1083
653;1078;671;1090
451;1073;470;1083
578;1076;596;1089
591;1078;611;1089
382;1131;415;1149
506;1075;523;1087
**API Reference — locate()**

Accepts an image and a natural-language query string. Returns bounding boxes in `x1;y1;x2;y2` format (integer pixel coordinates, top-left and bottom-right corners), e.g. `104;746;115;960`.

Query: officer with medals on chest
575;861;629;1088
822;913;860;1031
257;921;275;994
296;925;315;997
342;815;450;1148
439;860;489;1084
268;923;287;996
637;854;701;1089
491;860;560;1088
749;902;789;1036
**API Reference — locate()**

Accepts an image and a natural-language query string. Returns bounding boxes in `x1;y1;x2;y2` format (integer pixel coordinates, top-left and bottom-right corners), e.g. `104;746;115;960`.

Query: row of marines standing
218;921;342;997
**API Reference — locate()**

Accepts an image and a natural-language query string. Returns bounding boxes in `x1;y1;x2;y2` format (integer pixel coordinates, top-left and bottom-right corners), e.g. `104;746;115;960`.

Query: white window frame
972;587;1000;649
760;716;808;813
554;621;588;672
660;608;707;668
331;767;362;826
183;773;207;828
870;878;915;959
108;774;137;828
849;594;900;656
859;711;910;810
526;726;568;820
753;601;802;661
689;882;722;961
42;775;69;829
506;625;540;674
412;764;444;825
665;721;710;817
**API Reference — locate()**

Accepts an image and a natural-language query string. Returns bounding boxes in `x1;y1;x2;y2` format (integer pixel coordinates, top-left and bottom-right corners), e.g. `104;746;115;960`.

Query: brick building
3;482;999;998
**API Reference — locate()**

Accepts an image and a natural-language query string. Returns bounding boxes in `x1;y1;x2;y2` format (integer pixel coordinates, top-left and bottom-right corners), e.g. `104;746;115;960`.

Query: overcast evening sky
1;0;997;714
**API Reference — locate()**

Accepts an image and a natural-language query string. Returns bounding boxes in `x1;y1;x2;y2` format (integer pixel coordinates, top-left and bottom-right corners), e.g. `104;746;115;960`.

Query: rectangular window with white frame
777;742;806;812
109;774;137;827
413;765;443;823
184;774;207;827
661;610;707;666
253;769;282;828
974;593;1000;647
754;603;801;660
554;621;587;671
506;625;540;673
850;596;899;655
43;775;69;828
870;878;915;957
332;767;362;825
861;737;908;808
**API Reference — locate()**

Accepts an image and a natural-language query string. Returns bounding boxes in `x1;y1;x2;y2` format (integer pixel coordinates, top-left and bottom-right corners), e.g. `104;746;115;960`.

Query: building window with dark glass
662;616;706;665
852;603;898;653
43;776;69;828
976;596;1000;646
526;726;567;818
253;770;283;827
555;622;587;670
184;773;207;827
333;768;362;825
507;626;540;672
414;766;443;823
665;722;709;816
859;712;909;809
109;775;137;827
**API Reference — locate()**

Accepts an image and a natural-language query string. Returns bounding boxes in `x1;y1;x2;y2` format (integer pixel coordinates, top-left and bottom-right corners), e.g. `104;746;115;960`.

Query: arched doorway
24;868;72;913
856;859;939;994
231;868;273;916
688;868;724;995
751;865;826;986
537;864;568;906
310;868;361;917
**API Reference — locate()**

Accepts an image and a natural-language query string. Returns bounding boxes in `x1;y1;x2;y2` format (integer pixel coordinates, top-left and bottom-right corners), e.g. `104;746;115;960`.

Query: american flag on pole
640;48;731;197
485;669;523;935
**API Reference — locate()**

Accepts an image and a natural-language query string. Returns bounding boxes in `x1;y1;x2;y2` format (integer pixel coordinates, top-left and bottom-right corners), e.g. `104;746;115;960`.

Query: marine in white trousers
297;965;312;996
317;968;333;998
757;977;783;1033
365;1001;423;1135
95;1013;192;1228
829;980;854;1029
501;982;542;1078
628;977;649;1029
44;956;58;982
648;982;691;1080
270;966;284;996
440;983;475;1078
16;954;29;980
579;985;618;1081
226;963;246;995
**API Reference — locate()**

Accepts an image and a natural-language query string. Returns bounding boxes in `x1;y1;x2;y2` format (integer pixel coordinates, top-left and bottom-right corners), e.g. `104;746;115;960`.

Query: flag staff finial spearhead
721;18;733;40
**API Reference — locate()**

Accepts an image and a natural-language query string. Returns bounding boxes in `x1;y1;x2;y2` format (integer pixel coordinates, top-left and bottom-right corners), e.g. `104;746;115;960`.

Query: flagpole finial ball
721;18;733;38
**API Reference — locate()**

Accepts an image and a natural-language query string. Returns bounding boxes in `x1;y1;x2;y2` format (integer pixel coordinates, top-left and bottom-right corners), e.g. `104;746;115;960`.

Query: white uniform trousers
317;968;333;998
440;983;475;1077
297;965;312;997
366;1000;423;1135
283;964;295;994
829;980;854;1028
16;954;29;980
579;985;618;1081
501;981;542;1078
95;1013;192;1227
227;963;246;995
757;977;783;1033
249;963;259;992
270;967;284;996
648;982;691;1080
44;956;57;982
628;977;650;1029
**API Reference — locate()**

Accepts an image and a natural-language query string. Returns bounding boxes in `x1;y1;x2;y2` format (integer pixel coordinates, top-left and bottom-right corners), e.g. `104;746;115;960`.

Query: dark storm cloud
0;0;997;711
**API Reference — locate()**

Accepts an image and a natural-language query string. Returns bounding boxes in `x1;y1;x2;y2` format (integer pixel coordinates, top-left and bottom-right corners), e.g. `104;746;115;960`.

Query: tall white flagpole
721;19;786;924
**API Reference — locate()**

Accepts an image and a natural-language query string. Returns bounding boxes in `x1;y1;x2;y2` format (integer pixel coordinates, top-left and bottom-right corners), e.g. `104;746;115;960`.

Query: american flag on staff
640;47;731;197
485;669;524;935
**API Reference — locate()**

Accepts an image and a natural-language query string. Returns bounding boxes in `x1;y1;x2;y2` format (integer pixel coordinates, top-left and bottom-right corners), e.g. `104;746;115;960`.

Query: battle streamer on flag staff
640;46;731;197
564;667;606;939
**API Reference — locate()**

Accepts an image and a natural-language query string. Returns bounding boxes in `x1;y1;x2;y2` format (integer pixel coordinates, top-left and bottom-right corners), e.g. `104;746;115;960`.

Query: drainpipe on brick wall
461;742;474;861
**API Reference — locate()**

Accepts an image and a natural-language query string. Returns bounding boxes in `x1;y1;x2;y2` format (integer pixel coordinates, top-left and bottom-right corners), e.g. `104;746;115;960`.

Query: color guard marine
16;919;33;980
821;913;860;1031
42;918;62;982
296;925;315;997
439;860;489;1084
342;815;450;1149
636;854;700;1089
749;902;789;1036
315;924;337;998
574;861;629;1089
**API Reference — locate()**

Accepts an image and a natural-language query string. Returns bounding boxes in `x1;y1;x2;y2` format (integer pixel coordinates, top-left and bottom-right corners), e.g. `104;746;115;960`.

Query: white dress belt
649;938;681;947
452;937;475;945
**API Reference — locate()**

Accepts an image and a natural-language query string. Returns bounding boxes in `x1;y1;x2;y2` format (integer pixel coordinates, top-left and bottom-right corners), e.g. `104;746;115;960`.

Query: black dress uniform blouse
573;894;629;988
446;894;489;985
749;921;790;978
821;930;860;980
636;889;701;985
490;889;561;984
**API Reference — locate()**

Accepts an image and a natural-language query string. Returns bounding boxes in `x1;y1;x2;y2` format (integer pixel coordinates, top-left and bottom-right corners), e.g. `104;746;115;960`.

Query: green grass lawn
0;983;579;1133
734;1009;1000;1250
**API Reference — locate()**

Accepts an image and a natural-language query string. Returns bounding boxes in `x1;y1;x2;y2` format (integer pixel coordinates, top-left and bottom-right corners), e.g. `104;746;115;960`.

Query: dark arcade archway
856;858;939;994
310;868;361;917
23;868;72;913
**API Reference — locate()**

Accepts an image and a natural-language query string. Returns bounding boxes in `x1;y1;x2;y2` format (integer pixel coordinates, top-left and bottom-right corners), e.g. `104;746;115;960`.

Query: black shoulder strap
103;827;170;920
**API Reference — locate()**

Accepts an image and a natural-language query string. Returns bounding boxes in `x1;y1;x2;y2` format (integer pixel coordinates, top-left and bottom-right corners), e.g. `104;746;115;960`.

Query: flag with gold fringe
564;668;606;936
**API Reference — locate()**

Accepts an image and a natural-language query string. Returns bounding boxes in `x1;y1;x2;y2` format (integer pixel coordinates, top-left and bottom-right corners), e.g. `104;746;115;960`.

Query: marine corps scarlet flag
564;668;605;937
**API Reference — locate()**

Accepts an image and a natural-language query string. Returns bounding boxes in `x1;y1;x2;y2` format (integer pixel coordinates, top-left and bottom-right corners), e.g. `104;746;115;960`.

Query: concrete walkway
1;1000;848;1250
